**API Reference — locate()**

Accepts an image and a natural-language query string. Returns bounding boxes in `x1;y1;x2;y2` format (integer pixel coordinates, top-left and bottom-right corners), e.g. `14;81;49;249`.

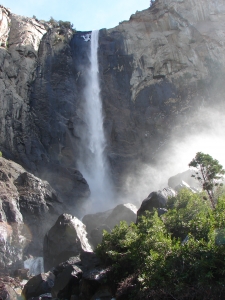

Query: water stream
78;30;114;212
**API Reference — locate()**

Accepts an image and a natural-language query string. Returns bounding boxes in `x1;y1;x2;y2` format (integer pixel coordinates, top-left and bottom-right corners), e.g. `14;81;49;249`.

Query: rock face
98;0;225;181
43;214;92;272
0;0;225;196
0;6;89;206
0;157;61;274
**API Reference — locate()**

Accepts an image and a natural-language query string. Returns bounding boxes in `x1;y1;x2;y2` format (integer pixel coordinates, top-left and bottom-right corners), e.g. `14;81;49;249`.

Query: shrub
96;189;225;299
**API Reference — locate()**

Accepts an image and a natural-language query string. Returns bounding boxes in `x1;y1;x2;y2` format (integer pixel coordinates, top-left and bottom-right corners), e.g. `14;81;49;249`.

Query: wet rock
51;258;82;299
0;157;61;274
22;271;55;300
0;283;17;300
43;214;92;272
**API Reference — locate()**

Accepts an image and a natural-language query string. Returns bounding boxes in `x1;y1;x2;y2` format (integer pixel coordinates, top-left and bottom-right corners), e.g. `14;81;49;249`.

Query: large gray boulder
83;203;137;248
137;191;168;221
43;214;92;271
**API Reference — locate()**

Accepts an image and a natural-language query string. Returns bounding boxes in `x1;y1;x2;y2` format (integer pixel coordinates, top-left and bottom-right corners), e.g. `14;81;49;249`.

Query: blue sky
2;0;150;31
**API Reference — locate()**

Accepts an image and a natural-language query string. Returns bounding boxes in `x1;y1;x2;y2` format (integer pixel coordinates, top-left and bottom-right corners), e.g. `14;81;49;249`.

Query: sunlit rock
43;214;92;272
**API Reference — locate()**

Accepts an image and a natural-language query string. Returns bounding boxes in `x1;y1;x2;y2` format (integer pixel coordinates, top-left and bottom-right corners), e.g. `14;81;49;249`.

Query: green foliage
165;189;211;240
48;17;75;31
96;189;225;299
0;151;2;157
189;152;225;208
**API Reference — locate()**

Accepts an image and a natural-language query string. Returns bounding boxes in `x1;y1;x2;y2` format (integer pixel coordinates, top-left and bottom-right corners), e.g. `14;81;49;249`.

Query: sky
2;0;150;31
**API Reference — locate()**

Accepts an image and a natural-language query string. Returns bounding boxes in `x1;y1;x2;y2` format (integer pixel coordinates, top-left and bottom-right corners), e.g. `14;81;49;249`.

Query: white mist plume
122;106;225;205
78;30;115;213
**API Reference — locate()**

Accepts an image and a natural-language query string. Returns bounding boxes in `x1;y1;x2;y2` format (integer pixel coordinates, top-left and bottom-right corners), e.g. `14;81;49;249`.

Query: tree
189;152;225;208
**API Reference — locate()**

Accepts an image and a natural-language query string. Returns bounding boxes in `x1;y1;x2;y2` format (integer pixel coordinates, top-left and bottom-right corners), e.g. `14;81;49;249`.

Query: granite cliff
0;0;225;211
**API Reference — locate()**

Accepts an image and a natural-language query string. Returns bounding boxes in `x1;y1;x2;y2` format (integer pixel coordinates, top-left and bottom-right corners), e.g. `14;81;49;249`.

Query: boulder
83;203;137;249
51;257;82;299
82;210;112;234
137;191;168;221
79;268;112;300
105;203;137;229
0;283;17;300
168;170;200;191
89;224;111;249
43;214;92;271
22;271;55;300
175;180;197;193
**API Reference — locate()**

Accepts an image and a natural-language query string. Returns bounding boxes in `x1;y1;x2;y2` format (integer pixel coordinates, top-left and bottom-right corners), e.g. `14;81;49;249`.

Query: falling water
78;30;114;212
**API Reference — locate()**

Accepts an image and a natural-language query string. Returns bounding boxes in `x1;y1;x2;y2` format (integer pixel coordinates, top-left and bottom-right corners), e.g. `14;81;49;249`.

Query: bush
0;151;2;157
96;189;225;299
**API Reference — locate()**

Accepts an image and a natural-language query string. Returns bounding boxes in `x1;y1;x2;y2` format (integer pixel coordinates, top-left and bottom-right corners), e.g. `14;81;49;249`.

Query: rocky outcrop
22;254;112;300
0;157;61;274
0;6;10;47
43;214;92;272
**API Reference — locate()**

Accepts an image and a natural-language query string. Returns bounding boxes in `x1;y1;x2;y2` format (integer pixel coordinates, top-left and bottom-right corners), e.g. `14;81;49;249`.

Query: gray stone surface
137;191;168;220
83;203;137;249
0;157;61;274
43;214;92;272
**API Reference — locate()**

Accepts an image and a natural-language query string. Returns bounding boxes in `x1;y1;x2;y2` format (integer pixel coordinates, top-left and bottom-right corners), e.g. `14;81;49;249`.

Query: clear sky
1;0;150;31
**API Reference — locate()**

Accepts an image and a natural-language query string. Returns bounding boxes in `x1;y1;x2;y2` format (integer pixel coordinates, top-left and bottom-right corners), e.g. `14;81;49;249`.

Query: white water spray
78;30;114;212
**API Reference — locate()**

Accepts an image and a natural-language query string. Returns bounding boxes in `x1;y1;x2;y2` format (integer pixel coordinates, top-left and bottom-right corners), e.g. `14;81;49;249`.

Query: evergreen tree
189;152;225;208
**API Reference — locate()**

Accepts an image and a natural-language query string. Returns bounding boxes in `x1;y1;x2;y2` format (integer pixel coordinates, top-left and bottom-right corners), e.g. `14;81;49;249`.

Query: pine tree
189;152;225;208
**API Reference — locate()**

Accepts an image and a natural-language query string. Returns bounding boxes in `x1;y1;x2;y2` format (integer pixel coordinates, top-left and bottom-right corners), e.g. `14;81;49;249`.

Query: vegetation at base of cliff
96;189;225;299
0;151;2;157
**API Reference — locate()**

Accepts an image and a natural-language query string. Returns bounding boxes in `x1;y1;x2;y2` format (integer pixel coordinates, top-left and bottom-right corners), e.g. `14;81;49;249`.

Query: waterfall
78;30;114;212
